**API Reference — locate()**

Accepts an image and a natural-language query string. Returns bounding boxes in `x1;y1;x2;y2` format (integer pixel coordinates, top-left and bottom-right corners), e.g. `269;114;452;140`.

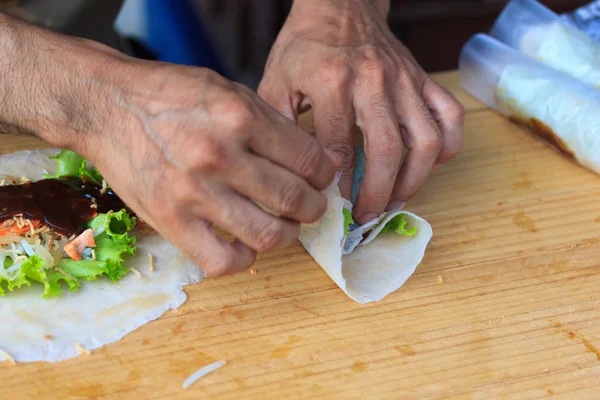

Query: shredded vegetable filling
0;150;139;299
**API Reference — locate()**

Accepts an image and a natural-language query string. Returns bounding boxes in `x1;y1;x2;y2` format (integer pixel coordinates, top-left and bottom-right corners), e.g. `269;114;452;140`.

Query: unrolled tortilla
495;65;600;174
0;149;204;363
299;175;433;304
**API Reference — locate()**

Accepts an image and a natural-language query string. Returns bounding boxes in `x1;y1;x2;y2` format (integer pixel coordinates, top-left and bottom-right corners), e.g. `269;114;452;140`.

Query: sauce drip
0;178;128;236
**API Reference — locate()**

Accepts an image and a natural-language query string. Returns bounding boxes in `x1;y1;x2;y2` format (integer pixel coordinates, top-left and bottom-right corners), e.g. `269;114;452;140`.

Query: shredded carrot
0;219;41;236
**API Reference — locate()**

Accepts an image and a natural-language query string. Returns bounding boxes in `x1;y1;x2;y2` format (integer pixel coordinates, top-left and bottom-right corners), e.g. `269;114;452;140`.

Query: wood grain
2;72;599;400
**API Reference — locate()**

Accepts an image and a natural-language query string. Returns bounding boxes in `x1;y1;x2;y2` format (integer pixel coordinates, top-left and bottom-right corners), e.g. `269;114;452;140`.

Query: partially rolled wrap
490;0;600;89
299;171;433;304
459;33;600;175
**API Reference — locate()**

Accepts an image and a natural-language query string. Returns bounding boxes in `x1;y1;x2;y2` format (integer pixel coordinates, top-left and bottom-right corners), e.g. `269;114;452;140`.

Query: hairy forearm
0;13;127;151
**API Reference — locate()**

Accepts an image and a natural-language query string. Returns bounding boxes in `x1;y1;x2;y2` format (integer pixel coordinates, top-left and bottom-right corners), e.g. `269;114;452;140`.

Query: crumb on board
75;343;91;356
249;268;258;275
182;360;227;389
436;275;444;284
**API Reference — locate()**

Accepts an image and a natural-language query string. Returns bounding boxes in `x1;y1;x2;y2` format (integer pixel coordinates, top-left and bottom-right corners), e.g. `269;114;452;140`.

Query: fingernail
386;201;405;212
357;213;377;224
325;148;342;167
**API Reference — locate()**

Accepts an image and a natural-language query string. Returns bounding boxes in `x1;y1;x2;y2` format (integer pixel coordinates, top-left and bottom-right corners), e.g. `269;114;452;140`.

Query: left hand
259;0;465;224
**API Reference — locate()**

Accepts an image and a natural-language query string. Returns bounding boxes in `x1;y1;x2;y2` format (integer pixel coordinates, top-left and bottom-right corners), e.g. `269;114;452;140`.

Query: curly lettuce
0;210;136;299
380;214;417;237
51;210;136;298
44;149;104;185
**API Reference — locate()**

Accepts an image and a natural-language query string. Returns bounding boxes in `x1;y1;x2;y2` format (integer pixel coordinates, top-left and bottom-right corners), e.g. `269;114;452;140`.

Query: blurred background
2;0;591;88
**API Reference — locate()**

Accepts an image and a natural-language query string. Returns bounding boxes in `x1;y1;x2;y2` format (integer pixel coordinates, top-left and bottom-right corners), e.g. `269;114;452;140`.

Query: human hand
0;12;339;276
259;0;465;223
89;63;341;276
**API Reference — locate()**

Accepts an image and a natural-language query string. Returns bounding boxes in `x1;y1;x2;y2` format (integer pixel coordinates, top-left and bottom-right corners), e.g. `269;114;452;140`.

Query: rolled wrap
459;33;600;175
490;0;600;89
299;170;433;304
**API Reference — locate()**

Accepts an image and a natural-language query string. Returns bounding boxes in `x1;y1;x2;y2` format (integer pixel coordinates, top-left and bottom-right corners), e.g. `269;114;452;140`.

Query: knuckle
191;137;231;173
221;96;256;133
170;175;199;204
373;132;404;158
169;175;211;213
319;60;352;91
277;182;306;216
325;140;354;170
254;220;286;252
418;133;443;155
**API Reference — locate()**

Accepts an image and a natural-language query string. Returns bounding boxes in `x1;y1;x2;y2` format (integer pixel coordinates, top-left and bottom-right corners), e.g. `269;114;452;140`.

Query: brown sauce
509;116;576;160
0;178;128;236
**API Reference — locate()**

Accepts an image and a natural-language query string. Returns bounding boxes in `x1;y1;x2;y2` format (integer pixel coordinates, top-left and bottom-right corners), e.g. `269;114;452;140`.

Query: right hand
70;60;339;277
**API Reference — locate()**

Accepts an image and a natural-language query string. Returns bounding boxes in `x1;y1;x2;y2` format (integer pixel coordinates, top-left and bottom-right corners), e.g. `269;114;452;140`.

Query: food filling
0;150;144;298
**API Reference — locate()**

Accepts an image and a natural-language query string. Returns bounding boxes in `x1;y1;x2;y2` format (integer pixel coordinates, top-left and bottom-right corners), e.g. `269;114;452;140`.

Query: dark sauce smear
0;178;129;236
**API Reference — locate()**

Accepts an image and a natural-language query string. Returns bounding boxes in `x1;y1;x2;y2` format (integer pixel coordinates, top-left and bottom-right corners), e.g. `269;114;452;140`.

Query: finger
311;93;355;200
421;78;465;164
194;187;301;254
170;216;257;277
229;153;327;223
257;77;297;121
247;108;340;191
390;78;442;205
353;91;405;224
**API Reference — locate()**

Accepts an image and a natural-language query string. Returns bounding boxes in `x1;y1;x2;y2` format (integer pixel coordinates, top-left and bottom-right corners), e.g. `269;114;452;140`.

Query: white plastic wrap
459;34;600;175
490;0;600;89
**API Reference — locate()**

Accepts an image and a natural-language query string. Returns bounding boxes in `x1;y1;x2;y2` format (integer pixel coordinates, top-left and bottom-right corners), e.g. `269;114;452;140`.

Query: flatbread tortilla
299;174;433;304
0;149;203;363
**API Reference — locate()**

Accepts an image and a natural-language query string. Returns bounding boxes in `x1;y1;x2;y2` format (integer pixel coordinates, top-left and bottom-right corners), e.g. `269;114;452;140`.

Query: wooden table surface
2;71;600;399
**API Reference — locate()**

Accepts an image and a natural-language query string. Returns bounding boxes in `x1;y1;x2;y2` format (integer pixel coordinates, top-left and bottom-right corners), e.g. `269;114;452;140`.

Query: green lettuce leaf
46;271;80;298
0;149;136;298
78;162;103;185
343;208;355;235
44;149;84;179
0;255;44;296
54;209;136;292
0;210;136;298
380;214;417;237
44;149;104;185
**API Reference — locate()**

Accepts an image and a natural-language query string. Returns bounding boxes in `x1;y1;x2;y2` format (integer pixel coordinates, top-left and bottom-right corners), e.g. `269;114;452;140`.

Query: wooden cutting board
1;71;599;399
